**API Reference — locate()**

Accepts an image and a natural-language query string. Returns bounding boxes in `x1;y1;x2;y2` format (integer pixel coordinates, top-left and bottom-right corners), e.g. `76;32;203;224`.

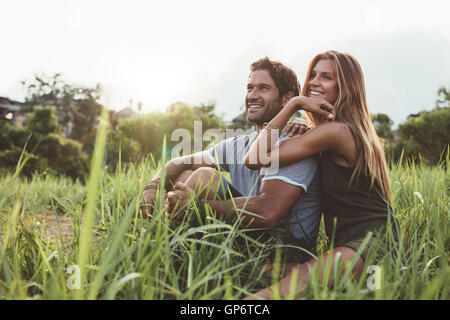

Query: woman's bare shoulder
318;121;357;161
313;121;351;137
311;121;356;150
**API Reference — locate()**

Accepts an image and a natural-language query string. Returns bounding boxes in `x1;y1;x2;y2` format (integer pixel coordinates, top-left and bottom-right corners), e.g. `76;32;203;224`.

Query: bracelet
144;182;160;191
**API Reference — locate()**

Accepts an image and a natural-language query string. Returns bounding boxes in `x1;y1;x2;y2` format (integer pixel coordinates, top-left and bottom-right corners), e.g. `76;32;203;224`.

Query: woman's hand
283;118;312;137
287;96;336;123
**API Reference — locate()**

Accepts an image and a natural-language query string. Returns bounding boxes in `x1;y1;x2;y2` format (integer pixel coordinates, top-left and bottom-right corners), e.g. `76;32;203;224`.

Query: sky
1;0;449;126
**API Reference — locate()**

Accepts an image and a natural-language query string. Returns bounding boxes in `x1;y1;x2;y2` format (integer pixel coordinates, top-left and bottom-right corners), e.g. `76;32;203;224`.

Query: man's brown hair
250;57;300;97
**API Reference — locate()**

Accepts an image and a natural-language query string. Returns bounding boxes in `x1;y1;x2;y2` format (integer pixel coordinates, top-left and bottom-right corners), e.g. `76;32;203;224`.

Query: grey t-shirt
207;129;321;249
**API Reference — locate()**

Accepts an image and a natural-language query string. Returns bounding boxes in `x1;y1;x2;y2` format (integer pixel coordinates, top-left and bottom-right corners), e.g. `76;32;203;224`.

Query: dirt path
22;213;75;240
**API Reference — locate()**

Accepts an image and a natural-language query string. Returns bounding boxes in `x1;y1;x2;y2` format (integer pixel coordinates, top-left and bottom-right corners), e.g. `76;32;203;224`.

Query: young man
141;57;321;262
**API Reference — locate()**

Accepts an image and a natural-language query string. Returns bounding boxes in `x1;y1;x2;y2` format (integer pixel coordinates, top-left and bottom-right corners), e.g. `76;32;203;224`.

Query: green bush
394;107;450;164
0;106;89;181
34;133;63;159
58;152;89;182
0;121;28;151
26;106;60;136
106;130;141;171
0;147;50;177
108;102;226;169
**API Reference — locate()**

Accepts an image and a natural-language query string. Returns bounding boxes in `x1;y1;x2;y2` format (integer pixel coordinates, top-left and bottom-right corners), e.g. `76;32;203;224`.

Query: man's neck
255;123;264;132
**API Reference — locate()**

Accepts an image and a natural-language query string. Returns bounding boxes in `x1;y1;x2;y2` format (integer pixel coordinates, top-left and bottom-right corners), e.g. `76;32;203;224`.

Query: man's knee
187;167;220;189
191;167;219;181
175;169;194;185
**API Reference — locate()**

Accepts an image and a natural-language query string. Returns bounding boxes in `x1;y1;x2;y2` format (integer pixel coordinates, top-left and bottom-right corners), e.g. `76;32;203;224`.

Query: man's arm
141;150;215;217
202;179;302;229
148;150;215;189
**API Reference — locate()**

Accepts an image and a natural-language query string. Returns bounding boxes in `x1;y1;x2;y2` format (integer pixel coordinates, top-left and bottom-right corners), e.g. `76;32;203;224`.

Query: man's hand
166;182;194;214
140;188;158;220
284;118;313;137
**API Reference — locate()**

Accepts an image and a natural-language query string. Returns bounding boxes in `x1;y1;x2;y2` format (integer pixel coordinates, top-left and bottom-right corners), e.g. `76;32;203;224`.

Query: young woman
244;50;398;299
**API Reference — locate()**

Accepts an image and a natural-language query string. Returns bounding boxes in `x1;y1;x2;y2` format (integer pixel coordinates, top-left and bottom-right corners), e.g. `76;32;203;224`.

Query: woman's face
307;58;339;105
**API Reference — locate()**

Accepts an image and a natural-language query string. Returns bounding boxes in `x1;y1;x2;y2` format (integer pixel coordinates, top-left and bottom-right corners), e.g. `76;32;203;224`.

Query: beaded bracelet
144;182;159;191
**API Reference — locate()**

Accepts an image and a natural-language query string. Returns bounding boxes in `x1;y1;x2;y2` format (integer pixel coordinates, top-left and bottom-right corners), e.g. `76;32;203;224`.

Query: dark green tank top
320;151;392;243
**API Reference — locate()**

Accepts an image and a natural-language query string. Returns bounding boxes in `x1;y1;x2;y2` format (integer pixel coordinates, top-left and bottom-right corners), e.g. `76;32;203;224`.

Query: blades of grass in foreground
13;134;32;179
75;108;109;300
88;197;138;299
1;141;448;300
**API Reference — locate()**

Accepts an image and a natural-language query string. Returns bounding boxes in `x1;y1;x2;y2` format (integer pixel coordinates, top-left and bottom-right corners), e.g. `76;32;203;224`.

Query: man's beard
246;99;282;126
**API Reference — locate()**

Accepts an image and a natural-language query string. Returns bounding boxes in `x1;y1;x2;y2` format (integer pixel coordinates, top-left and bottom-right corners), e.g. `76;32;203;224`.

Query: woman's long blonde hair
302;50;392;203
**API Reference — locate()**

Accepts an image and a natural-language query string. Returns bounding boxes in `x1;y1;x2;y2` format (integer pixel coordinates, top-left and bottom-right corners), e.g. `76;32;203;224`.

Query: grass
0;122;448;299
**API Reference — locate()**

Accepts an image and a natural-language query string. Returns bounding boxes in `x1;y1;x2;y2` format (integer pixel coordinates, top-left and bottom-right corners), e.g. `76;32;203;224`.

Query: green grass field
0;121;448;300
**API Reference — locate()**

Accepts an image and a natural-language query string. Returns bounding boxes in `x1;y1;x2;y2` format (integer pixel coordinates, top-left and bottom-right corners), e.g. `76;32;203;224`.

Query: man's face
245;69;283;127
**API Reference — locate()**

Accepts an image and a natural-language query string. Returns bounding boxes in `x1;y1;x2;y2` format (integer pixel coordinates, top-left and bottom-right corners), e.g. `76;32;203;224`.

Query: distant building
227;111;252;129
108;106;138;129
0;96;26;125
115;106;137;120
407;112;420;119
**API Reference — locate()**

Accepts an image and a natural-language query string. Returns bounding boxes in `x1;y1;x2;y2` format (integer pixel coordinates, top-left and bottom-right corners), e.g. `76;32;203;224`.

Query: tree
373;113;394;142
159;101;226;154
0;147;49;177
0;120;28;151
105;130;141;171
25;105;61;153
436;86;450;108
115;112;164;159
26;106;88;179
21;73;103;147
26;105;60;135
372;113;395;157
0;106;89;180
394;107;450;164
105;101;226;168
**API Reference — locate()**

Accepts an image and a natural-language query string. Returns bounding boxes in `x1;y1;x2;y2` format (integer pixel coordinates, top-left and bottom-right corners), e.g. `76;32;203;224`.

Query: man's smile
248;104;263;111
247;102;264;112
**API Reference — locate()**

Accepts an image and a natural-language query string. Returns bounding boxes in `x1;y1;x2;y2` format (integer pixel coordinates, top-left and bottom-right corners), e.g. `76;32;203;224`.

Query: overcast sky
1;0;449;126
